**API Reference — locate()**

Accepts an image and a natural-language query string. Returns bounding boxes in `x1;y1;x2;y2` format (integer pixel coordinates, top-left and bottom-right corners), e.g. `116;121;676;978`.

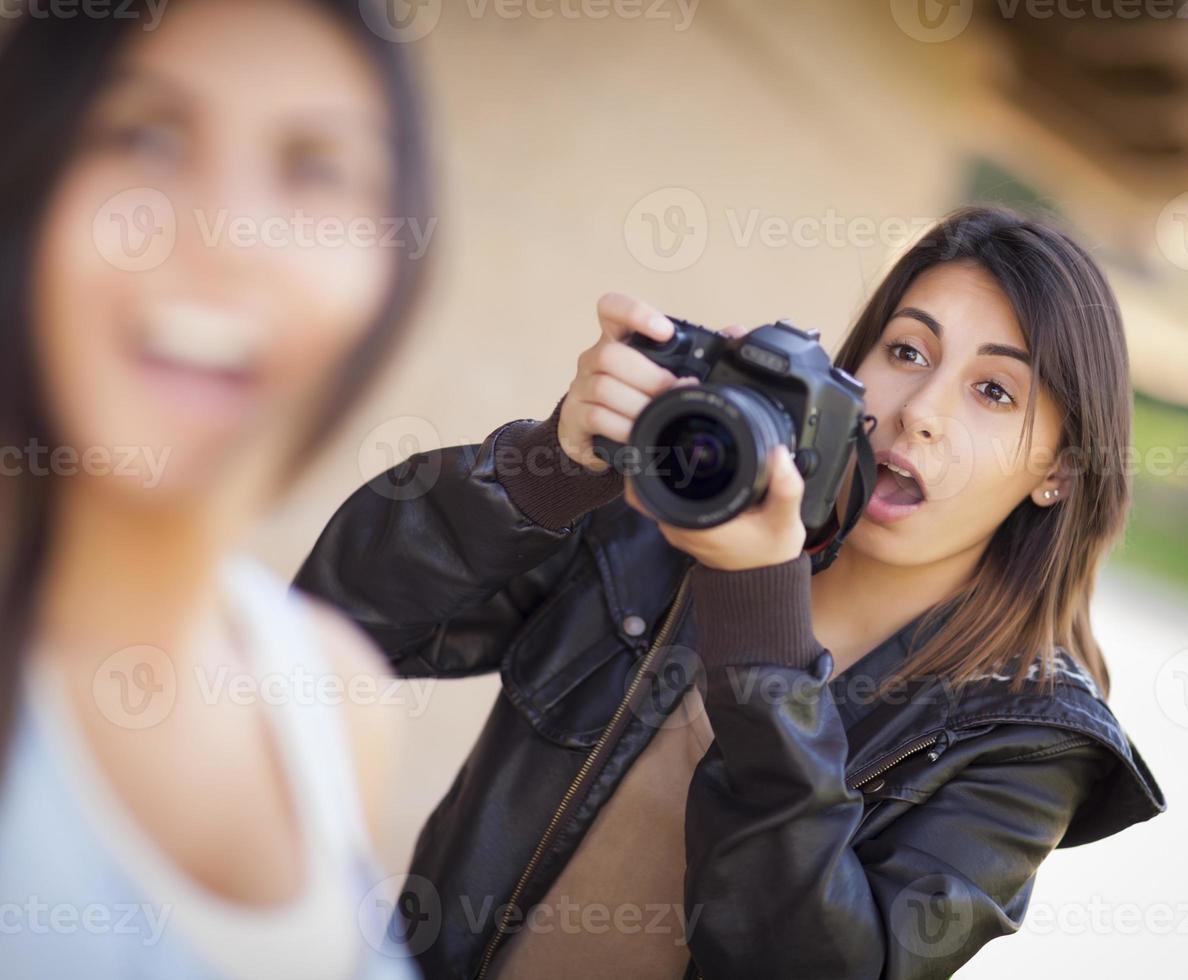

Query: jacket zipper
473;564;696;979
846;729;949;790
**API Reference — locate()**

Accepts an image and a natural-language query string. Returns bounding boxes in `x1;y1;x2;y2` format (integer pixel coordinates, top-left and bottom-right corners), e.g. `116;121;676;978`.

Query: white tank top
0;553;420;980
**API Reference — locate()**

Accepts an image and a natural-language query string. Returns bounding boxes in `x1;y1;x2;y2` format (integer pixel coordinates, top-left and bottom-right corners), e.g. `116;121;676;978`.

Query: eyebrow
891;306;1032;366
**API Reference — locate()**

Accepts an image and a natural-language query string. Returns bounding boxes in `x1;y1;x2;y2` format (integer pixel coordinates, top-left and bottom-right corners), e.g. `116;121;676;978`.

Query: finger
577;400;634;445
585;340;682;397
575;371;651;421
718;323;749;339
597;292;674;344
756;445;805;524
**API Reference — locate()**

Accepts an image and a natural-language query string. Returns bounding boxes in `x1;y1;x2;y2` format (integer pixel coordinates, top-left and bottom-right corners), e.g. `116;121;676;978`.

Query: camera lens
657;414;737;500
627;383;794;528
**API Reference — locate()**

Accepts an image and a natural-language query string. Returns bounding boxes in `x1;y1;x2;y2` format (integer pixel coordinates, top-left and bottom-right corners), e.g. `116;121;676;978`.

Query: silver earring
1043;489;1060;500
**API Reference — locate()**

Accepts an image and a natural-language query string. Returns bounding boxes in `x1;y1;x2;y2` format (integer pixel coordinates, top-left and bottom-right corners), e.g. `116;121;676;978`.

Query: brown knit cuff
493;394;625;531
690;551;825;670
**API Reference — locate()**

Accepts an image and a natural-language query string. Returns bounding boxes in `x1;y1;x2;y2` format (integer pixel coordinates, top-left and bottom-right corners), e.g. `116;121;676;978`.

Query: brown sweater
486;396;822;978
494;394;821;672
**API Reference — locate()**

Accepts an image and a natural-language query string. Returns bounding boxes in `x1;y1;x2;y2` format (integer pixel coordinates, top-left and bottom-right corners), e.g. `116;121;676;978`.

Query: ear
1030;454;1073;508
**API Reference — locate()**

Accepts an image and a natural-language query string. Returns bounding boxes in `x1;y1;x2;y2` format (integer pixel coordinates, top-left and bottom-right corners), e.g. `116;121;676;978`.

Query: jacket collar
584;497;1166;846
831;601;1167;844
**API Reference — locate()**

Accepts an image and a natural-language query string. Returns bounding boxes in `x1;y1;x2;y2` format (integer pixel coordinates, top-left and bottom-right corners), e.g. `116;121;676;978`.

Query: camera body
592;315;867;532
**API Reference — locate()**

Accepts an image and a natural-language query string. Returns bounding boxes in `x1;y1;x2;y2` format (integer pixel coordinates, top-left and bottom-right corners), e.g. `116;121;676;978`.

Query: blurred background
249;1;1188;973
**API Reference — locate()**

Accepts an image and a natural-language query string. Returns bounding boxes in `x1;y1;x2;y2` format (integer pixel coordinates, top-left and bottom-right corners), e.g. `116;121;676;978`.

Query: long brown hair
835;206;1131;700
0;0;433;765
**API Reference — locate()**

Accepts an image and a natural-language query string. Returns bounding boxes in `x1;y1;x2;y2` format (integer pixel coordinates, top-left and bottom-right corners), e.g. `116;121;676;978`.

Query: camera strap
808;414;878;574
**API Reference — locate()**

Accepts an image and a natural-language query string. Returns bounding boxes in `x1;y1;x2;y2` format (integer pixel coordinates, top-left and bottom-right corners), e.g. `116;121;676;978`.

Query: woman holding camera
297;206;1166;979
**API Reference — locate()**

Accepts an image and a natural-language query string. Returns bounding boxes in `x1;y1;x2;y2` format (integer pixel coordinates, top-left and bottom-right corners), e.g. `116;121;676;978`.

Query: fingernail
648;315;674;338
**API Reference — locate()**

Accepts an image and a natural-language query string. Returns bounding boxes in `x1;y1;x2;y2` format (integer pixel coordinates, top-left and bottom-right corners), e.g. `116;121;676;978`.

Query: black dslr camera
592;316;873;546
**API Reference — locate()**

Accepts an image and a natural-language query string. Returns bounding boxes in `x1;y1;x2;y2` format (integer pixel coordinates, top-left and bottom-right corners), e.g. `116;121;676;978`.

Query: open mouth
864;461;926;524
874;462;925;506
128;300;265;422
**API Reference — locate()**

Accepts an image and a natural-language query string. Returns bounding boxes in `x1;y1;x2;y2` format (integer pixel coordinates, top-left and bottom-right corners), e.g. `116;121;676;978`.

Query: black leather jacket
294;408;1167;980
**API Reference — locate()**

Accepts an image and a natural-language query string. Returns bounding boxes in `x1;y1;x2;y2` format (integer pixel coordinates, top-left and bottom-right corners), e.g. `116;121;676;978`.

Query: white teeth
139;301;263;375
885;463;914;479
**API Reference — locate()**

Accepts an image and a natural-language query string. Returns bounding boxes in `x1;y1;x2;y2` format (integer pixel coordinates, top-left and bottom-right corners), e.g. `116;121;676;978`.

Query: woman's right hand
557;292;693;473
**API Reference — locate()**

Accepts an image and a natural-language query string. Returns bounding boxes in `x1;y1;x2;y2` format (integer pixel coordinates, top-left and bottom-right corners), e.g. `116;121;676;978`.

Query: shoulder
941;646;1166;847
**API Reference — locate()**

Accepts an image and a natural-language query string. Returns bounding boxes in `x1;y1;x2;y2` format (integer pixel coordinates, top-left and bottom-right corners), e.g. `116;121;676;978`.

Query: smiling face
843;260;1069;566
31;0;397;502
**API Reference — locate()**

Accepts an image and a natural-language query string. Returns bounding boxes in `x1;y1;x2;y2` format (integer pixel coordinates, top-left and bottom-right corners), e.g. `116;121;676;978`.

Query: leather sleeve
292;396;624;677
684;553;1107;974
684;558;1111;978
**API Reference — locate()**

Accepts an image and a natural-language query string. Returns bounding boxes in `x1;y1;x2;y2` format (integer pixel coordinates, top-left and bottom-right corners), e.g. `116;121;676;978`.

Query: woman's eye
883;341;928;367
285;149;351;190
974;380;1015;406
92;120;185;162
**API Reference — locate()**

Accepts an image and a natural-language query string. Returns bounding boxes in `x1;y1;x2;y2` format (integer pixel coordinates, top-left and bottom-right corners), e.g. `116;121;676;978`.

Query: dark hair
834;206;1131;699
0;0;432;763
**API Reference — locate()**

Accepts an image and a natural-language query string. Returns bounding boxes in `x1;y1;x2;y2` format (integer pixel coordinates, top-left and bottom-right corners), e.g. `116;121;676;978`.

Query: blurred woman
0;2;431;977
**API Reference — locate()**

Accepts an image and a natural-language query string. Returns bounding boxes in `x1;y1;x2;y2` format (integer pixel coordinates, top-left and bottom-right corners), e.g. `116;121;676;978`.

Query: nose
898;395;943;442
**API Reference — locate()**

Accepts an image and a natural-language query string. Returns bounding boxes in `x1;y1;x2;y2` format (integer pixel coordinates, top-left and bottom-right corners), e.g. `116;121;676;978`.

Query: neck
810;530;985;673
32;478;250;666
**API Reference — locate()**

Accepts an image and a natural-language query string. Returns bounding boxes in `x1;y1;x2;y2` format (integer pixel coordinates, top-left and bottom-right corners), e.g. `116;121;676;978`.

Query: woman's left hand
624;441;807;571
